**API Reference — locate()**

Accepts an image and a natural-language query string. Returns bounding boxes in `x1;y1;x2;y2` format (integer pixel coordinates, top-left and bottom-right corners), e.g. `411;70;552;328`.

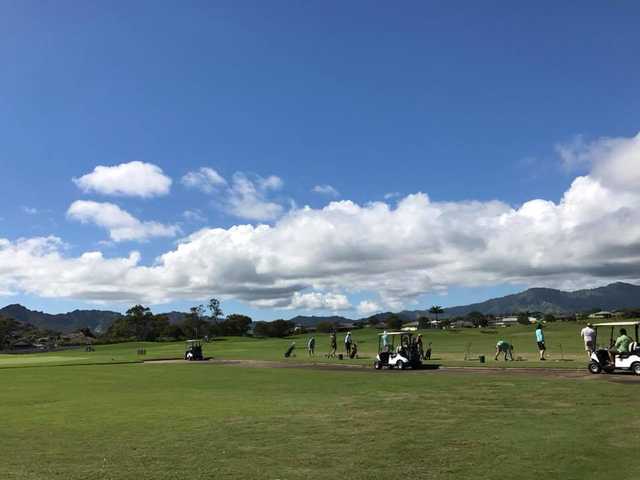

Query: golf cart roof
378;332;412;336
593;321;640;327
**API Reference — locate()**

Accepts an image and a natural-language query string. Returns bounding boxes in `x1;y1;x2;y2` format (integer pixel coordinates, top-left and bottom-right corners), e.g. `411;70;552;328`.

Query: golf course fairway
2;359;640;479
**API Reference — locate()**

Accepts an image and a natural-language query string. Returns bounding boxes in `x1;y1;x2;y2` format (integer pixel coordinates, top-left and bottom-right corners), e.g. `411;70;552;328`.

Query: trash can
479;355;486;363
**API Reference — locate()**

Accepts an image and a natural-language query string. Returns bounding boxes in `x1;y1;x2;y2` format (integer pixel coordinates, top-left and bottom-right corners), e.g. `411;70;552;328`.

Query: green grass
0;321;603;369
2;362;640;479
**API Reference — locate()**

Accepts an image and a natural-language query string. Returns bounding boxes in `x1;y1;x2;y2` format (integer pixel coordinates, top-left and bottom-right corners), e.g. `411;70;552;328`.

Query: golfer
328;332;337;358
307;336;316;357
495;340;513;361
382;330;389;349
580;323;595;358
535;324;546;361
425;342;432;360
415;334;424;359
609;328;632;364
344;331;352;356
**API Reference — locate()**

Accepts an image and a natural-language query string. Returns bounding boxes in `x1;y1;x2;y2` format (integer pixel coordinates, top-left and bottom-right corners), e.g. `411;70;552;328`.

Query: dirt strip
144;358;640;382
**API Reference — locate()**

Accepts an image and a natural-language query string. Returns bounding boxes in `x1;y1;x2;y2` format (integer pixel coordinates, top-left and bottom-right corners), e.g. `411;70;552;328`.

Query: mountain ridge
1;282;639;332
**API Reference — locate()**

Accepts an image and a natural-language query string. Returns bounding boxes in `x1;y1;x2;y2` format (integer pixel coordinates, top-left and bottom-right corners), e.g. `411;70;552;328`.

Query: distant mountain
162;311;189;324
0;304;122;333
442;282;640;317
286;283;640;327
3;282;638;333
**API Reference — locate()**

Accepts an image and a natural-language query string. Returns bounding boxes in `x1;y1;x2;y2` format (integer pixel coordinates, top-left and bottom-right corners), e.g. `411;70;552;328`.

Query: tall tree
428;305;444;323
208;298;223;321
385;314;403;330
517;312;531;325
183;305;208;338
221;314;252;336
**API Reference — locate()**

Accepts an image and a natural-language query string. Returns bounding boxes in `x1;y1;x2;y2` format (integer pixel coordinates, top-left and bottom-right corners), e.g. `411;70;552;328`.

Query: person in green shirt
609;328;633;363
495;340;514;361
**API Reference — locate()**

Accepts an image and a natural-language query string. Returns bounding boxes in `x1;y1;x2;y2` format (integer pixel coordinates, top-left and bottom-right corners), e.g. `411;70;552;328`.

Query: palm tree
428;305;444;324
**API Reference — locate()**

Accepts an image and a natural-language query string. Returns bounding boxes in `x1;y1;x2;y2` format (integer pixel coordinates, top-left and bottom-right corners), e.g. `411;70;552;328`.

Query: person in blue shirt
535;324;546;361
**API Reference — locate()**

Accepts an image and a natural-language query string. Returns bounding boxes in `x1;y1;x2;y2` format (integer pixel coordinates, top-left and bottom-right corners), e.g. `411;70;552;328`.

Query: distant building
11;341;36;351
338;322;357;331
494;316;537;327
60;332;94;345
451;320;474;328
588;311;613;319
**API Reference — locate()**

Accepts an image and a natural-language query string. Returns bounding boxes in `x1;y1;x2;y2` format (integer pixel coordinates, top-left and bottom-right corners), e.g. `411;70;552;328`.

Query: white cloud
312;184;340;197
4;132;640;309
557;132;640;190
182;209;207;223
21;206;38;215
288;291;352;311
181;167;227;193
384;192;401;200
73;161;172;198
181;168;285;221
357;300;382;316
67;201;180;242
226;173;284;221
259;175;284;191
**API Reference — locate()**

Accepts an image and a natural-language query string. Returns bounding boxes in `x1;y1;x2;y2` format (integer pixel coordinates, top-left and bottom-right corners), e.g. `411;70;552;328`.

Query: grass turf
2;362;640;479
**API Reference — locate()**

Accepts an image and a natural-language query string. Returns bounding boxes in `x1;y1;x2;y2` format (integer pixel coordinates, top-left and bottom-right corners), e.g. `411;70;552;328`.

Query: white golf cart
588;321;640;375
374;332;422;370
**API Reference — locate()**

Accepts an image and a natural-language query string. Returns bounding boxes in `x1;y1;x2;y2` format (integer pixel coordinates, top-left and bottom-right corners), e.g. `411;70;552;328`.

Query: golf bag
284;344;295;358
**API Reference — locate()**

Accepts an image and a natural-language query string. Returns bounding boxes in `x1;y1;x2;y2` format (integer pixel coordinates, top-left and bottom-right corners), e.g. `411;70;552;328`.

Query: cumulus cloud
289;291;352;311
557;132;640;190
73;161;172;198
258;175;284;191
313;184;340;197
3;132;640;309
226;173;284;221
181;167;227;193
357;300;382;316
183;167;285;221
182;209;207;223
67;201;180;242
21;206;38;215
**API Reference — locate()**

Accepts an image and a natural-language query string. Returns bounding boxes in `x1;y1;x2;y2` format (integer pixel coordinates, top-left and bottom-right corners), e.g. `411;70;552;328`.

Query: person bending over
495;340;514;361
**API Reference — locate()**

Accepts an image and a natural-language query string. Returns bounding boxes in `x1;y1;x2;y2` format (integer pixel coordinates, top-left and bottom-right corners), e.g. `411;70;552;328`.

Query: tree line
104;299;255;341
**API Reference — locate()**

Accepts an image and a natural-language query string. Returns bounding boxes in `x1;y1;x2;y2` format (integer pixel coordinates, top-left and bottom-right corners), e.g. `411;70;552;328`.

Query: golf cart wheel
588;362;602;374
396;360;405;370
374;361;381;370
632;363;640;376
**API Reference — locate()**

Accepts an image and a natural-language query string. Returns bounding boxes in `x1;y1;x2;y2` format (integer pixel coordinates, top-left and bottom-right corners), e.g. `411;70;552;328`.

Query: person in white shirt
344;332;352;356
580;323;596;358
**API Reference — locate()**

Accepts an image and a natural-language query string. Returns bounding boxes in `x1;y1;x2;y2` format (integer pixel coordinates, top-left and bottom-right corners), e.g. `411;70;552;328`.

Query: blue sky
1;1;640;318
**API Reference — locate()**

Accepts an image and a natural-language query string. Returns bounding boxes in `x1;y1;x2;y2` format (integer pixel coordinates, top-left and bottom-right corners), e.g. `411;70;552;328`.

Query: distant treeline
103;300;255;341
0;316;59;351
